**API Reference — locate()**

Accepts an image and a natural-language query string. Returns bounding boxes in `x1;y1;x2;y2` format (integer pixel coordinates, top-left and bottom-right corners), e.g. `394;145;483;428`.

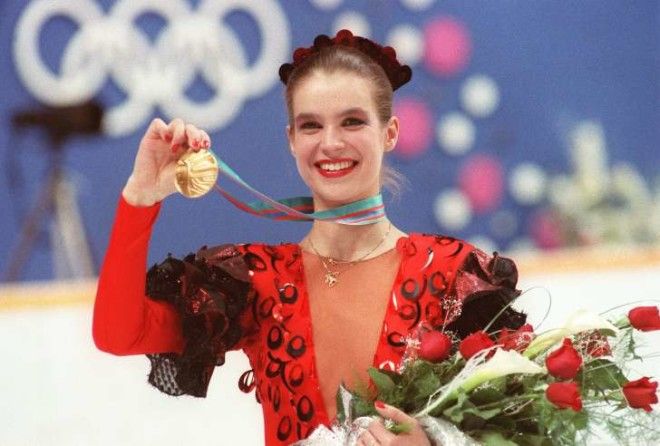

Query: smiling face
287;70;399;210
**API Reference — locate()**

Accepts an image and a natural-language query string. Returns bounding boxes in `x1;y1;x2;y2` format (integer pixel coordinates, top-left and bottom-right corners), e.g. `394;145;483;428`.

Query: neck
302;218;405;261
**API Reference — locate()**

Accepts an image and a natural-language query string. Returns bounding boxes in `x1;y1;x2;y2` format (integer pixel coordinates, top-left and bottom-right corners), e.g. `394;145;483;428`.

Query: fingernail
203;140;210;148
165;133;172;142
171;143;180;152
374;400;386;409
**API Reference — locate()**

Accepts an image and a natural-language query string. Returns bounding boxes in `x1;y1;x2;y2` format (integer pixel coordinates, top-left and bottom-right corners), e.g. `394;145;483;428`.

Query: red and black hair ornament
279;29;412;91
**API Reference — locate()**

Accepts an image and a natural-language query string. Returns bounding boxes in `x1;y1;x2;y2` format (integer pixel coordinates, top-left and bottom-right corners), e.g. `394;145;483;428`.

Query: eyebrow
294;107;368;122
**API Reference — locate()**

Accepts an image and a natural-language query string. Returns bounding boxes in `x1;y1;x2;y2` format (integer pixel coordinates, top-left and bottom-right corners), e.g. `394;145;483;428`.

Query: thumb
374;400;415;424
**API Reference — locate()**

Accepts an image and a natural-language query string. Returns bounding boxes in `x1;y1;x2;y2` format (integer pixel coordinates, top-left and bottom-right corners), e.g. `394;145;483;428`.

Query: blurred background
0;0;658;445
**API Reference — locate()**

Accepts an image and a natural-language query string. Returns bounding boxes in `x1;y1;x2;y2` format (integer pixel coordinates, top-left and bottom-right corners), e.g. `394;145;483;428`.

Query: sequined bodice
237;234;473;445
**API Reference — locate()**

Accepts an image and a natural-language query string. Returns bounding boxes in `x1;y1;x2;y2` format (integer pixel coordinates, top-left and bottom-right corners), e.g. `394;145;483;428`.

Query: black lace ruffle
145;244;255;397
446;249;526;338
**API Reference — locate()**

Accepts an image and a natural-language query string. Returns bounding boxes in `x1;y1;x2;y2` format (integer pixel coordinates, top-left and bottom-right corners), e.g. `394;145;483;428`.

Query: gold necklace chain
307;222;392;288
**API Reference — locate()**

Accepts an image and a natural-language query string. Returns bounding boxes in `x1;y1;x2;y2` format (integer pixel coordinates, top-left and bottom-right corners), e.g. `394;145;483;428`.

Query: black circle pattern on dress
268;326;283;349
239;369;256;393
296;395;315;422
279;282;298;304
244;251;267;271
286;335;306;358
277;416;292;442
273;385;282;412
428;271;448;296
401;278;421;300
387;332;407;347
288;364;304;387
266;351;286;378
259;297;276;318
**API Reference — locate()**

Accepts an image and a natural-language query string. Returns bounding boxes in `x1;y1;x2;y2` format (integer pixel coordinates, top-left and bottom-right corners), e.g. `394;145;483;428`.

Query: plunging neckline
293;235;410;425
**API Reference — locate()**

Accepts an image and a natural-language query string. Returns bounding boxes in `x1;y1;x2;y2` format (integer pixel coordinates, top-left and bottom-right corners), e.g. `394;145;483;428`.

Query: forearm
92;194;184;355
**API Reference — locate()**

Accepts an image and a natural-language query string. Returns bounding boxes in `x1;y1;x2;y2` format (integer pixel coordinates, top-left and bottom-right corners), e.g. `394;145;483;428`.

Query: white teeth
319;161;354;171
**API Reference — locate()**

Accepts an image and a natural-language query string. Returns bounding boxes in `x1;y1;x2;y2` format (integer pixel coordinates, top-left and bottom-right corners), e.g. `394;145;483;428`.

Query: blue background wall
0;0;657;281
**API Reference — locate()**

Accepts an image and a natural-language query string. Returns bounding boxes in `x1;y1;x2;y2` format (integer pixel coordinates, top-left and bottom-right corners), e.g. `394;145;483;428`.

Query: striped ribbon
213;156;385;225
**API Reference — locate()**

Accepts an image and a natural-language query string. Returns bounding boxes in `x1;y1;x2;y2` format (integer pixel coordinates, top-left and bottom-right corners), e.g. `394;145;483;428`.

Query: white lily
416;348;544;417
459;349;545;394
523;308;619;358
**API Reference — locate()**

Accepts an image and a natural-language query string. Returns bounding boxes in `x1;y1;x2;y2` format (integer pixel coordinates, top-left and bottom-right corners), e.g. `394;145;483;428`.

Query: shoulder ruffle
446;248;526;338
144;244;255;397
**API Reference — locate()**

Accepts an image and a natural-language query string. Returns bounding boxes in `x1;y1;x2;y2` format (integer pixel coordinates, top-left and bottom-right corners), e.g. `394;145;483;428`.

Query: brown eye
343;117;365;126
300;121;320;130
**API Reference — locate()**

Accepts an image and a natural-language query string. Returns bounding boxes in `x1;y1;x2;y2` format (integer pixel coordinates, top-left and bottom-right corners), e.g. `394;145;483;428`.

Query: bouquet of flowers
298;304;660;445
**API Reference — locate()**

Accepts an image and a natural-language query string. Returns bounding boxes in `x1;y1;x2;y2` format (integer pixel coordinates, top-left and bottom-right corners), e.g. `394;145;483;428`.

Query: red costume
93;196;524;445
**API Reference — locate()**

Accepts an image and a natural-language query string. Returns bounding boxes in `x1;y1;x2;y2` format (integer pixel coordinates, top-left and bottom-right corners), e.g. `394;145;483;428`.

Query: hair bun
279;29;412;91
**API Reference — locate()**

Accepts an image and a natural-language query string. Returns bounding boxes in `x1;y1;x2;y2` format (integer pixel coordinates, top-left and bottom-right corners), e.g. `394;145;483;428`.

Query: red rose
623;377;658;412
546;382;582;411
498;324;535;352
418;331;453;363
628;306;660;332
459;331;495;360
545;338;583;379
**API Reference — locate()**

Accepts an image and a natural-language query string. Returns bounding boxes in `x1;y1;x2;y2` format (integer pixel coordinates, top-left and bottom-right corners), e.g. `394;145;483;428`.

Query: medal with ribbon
174;149;385;226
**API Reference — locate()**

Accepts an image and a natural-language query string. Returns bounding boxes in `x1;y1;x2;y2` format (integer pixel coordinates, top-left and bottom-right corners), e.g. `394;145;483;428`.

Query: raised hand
122;118;211;206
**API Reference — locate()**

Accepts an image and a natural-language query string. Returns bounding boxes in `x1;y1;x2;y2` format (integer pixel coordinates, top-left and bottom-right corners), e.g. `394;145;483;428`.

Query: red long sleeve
92;195;185;355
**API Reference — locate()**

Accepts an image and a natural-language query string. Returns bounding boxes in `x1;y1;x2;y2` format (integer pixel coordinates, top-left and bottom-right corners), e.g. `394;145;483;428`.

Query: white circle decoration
387;24;423;66
436;112;475;155
460;74;500;118
332;11;371;38
401;0;435;11
13;0;291;136
433;189;472;231
510;162;547;205
310;0;343;10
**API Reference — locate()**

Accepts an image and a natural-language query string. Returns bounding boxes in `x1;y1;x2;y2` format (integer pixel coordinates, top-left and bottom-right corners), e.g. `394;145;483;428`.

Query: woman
93;30;525;446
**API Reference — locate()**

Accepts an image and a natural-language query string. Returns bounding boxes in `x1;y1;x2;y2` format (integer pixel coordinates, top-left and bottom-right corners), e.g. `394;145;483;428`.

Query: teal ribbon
210;153;386;225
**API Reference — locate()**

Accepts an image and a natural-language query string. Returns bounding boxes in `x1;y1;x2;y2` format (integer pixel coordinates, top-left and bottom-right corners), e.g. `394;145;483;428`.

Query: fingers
368;420;396;443
357;428;381;446
167;118;185;153
185;123;207;152
199;129;211;149
148;118;171;142
374;401;416;425
372;402;430;445
165;119;211;154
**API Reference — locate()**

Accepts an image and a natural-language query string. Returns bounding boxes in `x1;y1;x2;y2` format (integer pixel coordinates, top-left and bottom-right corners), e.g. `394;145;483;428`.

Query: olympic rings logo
13;0;290;136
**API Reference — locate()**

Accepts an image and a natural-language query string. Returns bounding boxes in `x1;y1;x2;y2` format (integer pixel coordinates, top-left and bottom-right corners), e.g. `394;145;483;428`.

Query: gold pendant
324;271;338;287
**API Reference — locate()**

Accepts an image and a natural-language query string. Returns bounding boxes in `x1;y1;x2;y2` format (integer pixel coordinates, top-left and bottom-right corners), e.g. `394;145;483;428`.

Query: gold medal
174;149;219;198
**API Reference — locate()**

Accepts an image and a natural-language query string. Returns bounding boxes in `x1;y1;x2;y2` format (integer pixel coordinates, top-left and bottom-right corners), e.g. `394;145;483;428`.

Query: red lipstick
314;159;358;178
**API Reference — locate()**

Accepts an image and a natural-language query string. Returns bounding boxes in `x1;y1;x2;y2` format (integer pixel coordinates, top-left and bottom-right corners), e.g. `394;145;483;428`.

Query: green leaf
513;433;553;446
412;367;441;397
481;431;518;446
582;358;627;392
572;410;588;430
388;421;412;435
469;386;507;405
368;368;396;395
351;395;376;419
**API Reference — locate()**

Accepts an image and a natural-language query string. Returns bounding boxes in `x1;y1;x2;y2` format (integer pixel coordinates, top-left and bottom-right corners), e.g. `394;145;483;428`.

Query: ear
384;116;399;152
286;125;296;157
